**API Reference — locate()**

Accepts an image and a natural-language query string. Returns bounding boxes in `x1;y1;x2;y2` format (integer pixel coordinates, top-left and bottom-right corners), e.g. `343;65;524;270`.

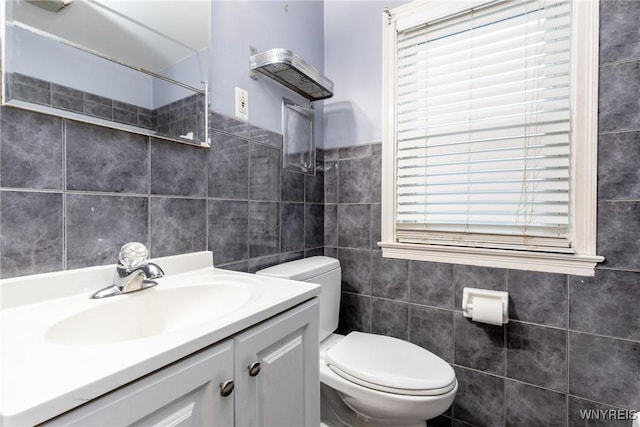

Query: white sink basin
45;275;260;344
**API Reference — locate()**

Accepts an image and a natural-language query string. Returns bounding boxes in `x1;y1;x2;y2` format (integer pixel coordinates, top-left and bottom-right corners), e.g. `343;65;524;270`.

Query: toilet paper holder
462;287;509;325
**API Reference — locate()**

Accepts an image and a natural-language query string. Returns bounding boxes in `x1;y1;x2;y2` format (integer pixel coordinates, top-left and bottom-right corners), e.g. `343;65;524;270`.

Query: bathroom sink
45;276;260;345
1;251;322;427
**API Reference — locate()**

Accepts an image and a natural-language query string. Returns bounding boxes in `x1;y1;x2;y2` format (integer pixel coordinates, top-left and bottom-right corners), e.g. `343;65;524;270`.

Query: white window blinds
394;0;574;252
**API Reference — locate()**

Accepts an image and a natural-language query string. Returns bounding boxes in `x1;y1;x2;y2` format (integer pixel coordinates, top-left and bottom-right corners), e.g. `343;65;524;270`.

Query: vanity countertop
0;252;320;426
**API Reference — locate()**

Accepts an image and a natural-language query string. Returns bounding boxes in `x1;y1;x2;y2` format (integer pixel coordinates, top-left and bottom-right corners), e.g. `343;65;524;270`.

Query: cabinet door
234;298;320;427
43;341;235;427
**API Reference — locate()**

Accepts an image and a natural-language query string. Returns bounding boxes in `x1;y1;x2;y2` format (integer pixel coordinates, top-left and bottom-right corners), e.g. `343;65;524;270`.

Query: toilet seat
325;332;456;396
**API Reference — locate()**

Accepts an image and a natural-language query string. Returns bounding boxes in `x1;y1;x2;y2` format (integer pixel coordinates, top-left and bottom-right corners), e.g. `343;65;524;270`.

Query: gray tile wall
325;3;640;425
0;110;324;278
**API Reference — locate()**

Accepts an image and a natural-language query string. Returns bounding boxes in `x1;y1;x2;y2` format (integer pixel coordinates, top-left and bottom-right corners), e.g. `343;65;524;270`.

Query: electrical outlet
235;87;248;121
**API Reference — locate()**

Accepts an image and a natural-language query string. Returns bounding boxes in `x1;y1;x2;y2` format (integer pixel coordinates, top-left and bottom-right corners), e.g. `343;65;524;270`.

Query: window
381;0;602;276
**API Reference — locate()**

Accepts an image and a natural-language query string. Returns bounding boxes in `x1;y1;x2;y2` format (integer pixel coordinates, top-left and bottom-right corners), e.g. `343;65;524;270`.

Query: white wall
323;0;406;148
211;0;325;146
155;49;209;108
211;0;418;149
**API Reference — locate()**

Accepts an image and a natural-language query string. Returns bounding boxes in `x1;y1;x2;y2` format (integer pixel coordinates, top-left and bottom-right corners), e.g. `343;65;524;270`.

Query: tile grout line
62;119;67;272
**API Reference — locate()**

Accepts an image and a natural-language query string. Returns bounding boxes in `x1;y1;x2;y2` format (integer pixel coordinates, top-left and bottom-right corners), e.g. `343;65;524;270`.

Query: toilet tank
256;256;341;341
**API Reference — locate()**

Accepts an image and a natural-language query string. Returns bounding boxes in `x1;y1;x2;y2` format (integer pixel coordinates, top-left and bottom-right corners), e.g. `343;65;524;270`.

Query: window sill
379;242;604;276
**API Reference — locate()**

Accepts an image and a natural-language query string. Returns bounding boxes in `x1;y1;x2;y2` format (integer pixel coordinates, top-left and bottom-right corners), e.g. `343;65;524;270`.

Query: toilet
257;256;457;427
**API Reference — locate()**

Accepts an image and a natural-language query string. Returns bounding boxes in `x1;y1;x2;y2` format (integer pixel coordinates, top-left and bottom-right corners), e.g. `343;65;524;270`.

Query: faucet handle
118;242;149;269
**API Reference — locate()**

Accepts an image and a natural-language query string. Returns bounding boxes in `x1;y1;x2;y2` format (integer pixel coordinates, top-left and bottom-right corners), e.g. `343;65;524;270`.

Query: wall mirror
1;0;211;147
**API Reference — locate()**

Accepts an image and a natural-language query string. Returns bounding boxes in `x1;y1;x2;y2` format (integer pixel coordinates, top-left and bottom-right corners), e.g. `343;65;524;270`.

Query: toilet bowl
320;333;457;426
257;256;457;427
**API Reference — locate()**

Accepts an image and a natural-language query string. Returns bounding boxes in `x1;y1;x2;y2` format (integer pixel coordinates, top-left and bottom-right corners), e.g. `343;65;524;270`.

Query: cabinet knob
219;380;234;397
248;361;261;377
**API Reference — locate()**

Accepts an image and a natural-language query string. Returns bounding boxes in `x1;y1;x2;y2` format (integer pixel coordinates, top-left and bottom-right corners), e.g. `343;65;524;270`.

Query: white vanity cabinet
43;299;319;427
234;297;320;426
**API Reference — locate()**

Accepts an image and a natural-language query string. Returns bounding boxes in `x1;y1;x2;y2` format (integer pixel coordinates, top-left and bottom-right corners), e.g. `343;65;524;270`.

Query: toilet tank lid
256;256;339;281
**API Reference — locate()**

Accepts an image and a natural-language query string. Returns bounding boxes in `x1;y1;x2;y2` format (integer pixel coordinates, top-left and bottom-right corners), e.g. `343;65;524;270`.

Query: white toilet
257;256;457;427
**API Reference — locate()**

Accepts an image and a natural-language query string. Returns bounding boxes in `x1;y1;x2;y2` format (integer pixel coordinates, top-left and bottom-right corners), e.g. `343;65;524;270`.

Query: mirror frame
0;0;210;148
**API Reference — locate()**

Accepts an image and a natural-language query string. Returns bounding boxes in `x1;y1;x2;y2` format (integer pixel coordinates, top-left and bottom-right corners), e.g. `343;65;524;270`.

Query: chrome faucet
90;242;164;299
